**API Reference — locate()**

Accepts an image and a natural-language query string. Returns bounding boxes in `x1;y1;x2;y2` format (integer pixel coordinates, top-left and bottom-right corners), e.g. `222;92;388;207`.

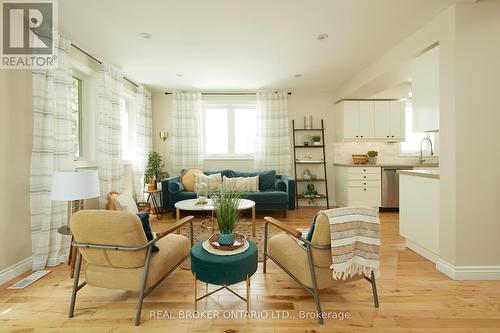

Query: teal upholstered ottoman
190;240;258;311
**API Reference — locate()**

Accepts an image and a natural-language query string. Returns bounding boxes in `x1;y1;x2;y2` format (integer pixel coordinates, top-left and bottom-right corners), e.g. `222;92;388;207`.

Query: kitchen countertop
333;162;439;168
397;169;440;179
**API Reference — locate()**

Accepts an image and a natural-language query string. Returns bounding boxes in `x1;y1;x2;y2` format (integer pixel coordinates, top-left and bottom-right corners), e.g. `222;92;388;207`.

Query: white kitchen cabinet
336;100;405;142
389;101;405;139
343;101;359;140
335;166;381;208
358;101;375;139
412;45;439;132
374;101;390;139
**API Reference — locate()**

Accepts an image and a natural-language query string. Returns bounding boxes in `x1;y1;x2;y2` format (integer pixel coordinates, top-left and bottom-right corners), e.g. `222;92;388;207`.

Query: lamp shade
51;170;100;201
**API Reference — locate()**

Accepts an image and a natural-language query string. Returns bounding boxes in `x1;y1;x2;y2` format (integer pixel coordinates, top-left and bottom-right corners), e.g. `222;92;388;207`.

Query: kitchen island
397;169;440;263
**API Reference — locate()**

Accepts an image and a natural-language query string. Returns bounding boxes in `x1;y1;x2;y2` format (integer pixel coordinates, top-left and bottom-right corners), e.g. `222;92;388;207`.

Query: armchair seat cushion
268;233;362;289
85;233;190;291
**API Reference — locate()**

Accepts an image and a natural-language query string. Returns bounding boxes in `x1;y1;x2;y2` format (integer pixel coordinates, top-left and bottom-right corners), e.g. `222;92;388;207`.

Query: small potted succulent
312;135;321;146
212;185;242;246
367;150;378;165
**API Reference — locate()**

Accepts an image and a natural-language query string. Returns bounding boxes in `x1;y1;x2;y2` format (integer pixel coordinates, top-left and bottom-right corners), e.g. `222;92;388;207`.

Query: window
71;76;83;158
120;96;136;161
203;103;257;157
400;102;437;155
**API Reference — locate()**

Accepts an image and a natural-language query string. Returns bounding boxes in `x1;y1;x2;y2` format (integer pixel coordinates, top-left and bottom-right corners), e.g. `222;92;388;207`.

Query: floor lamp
51;170;99;277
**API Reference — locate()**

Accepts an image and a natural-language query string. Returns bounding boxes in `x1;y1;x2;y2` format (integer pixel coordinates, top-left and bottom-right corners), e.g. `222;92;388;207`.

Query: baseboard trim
436;258;500;280
406;240;438;263
0;257;33;286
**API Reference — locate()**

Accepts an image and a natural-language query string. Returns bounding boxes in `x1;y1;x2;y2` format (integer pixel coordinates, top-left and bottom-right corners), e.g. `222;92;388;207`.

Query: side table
190;240;258;312
144;189;163;219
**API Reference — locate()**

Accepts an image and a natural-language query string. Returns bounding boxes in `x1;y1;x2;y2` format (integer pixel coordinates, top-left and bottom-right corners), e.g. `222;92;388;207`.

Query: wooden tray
208;233;247;251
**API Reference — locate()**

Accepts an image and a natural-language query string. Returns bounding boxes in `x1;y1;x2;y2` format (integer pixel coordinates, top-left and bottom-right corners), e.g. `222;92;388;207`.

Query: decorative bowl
209;232;247;251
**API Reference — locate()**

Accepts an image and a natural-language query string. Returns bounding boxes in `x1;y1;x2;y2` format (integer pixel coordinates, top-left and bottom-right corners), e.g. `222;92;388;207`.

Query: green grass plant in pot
212;185;242;245
367;150;378;165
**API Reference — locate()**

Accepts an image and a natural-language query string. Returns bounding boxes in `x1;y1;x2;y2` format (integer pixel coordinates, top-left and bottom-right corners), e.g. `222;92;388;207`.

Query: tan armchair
263;212;379;324
68;210;194;326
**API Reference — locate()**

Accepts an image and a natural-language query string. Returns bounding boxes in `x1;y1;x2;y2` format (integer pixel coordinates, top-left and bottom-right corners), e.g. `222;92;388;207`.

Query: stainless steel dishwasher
381;167;413;208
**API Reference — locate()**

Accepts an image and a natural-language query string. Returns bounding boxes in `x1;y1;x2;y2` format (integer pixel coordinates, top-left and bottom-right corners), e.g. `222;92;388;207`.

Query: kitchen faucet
419;137;434;163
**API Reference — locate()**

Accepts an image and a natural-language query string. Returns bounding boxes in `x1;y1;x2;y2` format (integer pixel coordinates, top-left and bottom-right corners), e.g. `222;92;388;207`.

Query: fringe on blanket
330;262;379;280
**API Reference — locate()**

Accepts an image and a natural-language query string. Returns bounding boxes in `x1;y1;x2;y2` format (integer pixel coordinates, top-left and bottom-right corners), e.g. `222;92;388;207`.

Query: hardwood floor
1;209;500;332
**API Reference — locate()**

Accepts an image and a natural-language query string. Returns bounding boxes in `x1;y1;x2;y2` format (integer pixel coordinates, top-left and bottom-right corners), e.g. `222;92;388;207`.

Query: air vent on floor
8;270;51;289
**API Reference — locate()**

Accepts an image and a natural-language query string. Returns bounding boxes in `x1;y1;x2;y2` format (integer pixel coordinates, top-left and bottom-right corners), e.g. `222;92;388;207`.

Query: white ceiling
59;0;456;93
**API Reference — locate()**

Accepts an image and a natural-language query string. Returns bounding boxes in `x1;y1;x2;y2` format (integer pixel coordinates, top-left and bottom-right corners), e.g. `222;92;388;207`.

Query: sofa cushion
241;190;288;204
204;169;234;178
180;168;202;192
168;181;184;194
275;179;287;192
232;170;276;191
223;175;259;192
195;172;222;192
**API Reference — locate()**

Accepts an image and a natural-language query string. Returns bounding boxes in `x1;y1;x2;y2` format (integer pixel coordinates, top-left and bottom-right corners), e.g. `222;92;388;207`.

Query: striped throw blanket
320;207;380;280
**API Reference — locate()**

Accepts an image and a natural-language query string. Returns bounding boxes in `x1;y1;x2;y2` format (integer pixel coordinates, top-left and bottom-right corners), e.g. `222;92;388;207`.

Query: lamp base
57;225;72;236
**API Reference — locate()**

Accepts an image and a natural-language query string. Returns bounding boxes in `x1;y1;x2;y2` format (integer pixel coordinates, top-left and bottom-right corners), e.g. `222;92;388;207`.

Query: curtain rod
71;43;139;88
164;91;292;96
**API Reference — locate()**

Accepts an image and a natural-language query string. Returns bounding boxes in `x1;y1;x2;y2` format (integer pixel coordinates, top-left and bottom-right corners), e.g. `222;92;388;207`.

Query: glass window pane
205;108;228;154
400;103;429;154
234;108;256;154
71;77;82;158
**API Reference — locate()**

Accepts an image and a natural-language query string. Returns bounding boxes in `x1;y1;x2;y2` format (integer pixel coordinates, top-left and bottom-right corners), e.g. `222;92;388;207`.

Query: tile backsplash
333;141;439;165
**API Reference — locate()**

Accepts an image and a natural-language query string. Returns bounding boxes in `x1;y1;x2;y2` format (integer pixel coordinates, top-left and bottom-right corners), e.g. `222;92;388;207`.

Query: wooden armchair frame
69;215;194;326
263;216;379;324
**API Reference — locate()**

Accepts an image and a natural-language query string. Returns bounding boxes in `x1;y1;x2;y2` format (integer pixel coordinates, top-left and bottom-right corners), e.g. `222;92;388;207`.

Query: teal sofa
161;169;296;214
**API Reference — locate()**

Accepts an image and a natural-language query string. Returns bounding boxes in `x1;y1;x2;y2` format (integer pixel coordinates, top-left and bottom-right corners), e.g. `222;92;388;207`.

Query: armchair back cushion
310;213;333;268
71;210;148;268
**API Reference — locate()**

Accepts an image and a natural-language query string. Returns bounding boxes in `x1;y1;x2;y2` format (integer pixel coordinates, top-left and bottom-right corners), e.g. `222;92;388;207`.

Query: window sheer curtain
133;86;153;201
96;64;124;206
30;34;74;270
170;92;203;175
254;92;292;176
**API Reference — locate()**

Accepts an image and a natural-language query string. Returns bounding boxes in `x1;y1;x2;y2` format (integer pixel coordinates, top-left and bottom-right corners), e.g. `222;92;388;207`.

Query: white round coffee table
175;198;257;236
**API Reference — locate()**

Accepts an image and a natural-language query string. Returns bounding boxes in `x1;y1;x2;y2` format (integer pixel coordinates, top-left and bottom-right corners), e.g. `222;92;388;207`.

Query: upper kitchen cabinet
335;100;405;142
412;45;439;132
336;101;374;140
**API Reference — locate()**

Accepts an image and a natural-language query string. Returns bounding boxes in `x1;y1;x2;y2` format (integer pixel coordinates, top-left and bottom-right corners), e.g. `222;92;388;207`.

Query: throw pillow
136;212;159;252
114;193;139;214
223;175;259;192
180;168;203;192
194;173;222;192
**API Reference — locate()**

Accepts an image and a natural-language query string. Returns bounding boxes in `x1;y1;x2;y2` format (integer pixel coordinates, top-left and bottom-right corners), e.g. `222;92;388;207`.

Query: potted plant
303;183;319;205
312;135;321;146
367;150;378;165
212;185;242;246
144;152;169;189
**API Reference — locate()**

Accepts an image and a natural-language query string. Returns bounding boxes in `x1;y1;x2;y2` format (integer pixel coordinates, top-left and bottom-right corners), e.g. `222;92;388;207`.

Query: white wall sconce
159;131;168;141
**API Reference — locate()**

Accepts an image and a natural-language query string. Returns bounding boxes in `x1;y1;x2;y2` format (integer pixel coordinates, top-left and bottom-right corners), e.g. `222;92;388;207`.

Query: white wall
0;70;33;272
151;92;336;206
454;0;500;266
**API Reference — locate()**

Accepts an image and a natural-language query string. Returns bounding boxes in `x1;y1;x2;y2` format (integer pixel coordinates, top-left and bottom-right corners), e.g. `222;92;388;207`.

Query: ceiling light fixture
317;33;329;41
176;74;183;78
139;32;152;39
